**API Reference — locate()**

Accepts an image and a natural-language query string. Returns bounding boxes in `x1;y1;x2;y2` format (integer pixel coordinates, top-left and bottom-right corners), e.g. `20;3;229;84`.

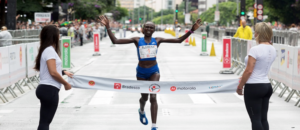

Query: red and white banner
223;38;231;68
34;13;51;23
69;75;239;94
93;32;100;52
185;29;189;43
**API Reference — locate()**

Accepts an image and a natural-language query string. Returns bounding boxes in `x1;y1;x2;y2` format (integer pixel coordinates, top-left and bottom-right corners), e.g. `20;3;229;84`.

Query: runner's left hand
191;19;202;31
64;71;74;78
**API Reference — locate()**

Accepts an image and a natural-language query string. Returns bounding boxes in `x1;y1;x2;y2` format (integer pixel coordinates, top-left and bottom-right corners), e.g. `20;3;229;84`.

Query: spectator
206;23;210;37
93;23;101;40
78;23;84;46
233;19;253;40
0;26;13;47
59;25;68;36
68;24;75;43
289;24;298;31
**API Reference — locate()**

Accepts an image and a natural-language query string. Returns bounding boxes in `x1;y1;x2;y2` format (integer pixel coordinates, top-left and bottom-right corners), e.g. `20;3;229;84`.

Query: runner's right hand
64;83;72;90
99;15;110;28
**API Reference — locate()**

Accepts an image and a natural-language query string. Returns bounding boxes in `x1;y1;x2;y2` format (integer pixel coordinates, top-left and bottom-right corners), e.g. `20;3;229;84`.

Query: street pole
151;0;153;20
144;0;146;23
216;0;219;26
133;10;134;25
161;0;163;25
254;0;257;30
138;3;140;24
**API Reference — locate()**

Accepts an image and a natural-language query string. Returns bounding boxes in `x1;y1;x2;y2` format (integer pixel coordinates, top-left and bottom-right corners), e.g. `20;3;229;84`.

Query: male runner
99;15;202;130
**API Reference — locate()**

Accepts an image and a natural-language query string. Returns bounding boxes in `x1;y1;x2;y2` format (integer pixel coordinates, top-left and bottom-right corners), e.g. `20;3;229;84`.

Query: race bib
139;45;157;59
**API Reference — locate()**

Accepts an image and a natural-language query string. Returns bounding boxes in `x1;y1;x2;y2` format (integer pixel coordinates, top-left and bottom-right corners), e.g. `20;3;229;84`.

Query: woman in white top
236;22;276;130
34;25;73;130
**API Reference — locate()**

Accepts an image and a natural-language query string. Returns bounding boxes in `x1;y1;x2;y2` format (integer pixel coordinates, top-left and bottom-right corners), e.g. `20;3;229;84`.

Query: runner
99;15;202;130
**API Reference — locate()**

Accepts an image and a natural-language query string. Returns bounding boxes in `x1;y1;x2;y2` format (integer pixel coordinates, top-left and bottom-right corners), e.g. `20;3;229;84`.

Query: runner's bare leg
149;73;160;123
137;77;148;112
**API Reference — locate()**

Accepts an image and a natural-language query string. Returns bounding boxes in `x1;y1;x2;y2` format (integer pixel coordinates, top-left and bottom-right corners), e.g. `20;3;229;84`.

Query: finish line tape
68;75;239;94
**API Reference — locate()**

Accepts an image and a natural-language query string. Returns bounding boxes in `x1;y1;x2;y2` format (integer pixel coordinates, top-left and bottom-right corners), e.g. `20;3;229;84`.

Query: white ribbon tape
68;75;239;94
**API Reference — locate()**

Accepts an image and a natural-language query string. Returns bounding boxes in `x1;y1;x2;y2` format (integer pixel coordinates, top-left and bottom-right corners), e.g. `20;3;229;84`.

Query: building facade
119;0;135;10
144;0;181;12
198;0;228;15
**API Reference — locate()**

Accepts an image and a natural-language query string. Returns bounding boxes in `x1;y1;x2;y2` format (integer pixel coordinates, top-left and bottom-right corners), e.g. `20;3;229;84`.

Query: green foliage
71;0;113;20
152;13;182;24
200;2;238;26
128;6;155;24
178;1;197;13
264;0;300;24
153;9;174;18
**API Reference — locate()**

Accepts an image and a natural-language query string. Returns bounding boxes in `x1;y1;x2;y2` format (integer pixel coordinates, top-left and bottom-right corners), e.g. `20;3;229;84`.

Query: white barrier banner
284;46;294;87
292;47;300;90
35;42;40;76
9;45;26;84
269;44;280;81
26;43;38;77
69;75;239;94
247;40;256;54
278;45;287;83
0;47;10;88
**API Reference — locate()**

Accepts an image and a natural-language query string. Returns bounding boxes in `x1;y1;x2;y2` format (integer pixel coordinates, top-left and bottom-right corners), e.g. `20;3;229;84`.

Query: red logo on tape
89;80;95;86
114;83;121;89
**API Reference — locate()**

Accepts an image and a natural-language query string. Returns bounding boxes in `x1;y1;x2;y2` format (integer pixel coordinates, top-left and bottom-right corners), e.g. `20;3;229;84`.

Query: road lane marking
189;94;215;104
88;90;115;105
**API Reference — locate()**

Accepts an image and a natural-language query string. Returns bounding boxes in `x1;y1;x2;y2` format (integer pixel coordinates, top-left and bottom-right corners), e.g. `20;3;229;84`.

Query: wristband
189;30;194;33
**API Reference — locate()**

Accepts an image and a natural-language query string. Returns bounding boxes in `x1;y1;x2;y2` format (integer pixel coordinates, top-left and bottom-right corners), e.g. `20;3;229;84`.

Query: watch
189;30;194;33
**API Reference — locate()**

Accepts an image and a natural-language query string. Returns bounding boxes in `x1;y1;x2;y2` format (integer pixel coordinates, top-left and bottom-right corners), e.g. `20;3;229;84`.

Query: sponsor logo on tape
170;86;176;91
209;85;222;89
122;85;140;89
149;84;161;93
170;86;196;91
114;83;121;89
89;80;95;86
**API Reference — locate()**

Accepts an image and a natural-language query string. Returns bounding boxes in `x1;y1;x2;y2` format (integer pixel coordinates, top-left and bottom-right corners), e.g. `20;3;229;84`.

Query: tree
71;0;115;20
264;0;300;25
199;2;238;26
178;1;197;13
128;6;155;24
111;6;128;21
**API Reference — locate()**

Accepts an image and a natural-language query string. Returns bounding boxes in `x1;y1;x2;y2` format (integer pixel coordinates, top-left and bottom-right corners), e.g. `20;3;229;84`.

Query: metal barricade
230;36;300;107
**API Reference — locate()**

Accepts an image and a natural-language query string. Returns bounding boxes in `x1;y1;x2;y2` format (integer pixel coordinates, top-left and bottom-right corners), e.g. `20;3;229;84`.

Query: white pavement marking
0;110;14;113
234;93;244;101
88;90;115;105
189;94;215;104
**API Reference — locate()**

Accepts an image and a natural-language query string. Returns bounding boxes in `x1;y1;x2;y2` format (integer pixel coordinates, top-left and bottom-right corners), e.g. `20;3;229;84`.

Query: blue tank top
137;37;158;61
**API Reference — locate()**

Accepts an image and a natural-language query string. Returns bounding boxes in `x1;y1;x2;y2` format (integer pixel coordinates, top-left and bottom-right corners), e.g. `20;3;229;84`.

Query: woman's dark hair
34;25;60;71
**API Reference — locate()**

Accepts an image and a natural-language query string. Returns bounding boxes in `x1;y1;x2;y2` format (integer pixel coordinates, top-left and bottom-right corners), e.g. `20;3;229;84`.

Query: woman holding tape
99;15;202;130
34;25;73;130
237;22;276;130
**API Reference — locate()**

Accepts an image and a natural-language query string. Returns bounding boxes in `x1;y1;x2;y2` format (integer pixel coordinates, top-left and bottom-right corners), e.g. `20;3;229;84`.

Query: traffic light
129;19;132;22
139;18;142;21
175;4;178;19
240;0;246;16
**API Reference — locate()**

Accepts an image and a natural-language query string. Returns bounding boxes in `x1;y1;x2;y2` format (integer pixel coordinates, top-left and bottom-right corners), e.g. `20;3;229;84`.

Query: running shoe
151;127;158;130
138;109;148;125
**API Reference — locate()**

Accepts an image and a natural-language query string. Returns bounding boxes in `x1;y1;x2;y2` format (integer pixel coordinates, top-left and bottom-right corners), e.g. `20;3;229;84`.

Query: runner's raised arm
99;15;139;44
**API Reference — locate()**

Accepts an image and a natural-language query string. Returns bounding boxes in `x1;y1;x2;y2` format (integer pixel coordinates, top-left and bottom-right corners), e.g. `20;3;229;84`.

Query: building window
168;1;172;5
199;1;205;5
